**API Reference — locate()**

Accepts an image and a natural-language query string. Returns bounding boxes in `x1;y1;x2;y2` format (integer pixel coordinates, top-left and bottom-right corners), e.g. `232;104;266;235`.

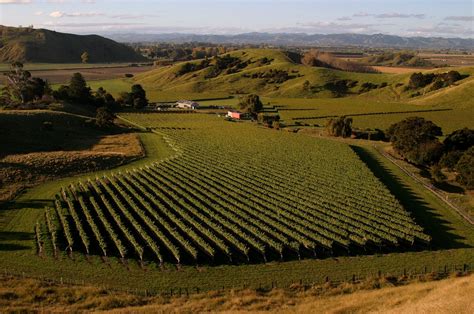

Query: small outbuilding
176;100;200;110
227;110;249;120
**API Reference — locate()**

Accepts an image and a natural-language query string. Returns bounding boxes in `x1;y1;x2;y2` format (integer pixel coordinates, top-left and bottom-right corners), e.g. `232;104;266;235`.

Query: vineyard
36;113;430;265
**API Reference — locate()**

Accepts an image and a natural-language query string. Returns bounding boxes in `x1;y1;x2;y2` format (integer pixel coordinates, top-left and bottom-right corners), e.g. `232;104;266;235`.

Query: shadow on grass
351;145;469;250
0;199;52;212
0;232;32;251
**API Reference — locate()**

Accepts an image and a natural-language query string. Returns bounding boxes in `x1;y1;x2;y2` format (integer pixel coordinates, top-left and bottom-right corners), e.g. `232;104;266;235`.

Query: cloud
34;10;43;15
0;0;32;3
353;12;370;17
337;16;352;21
41;22;146;28
444;16;474;22
375;13;425;19
49;11;104;18
109;14;158;20
406;23;473;36
295;21;380;34
353;12;425;19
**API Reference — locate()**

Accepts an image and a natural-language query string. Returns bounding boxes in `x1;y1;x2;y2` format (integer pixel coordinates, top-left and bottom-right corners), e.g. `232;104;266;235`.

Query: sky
0;0;473;38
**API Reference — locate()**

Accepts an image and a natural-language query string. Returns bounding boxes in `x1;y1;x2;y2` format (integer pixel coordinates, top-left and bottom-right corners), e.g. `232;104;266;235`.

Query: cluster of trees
258;113;280;129
302;50;378;73
387;117;473;188
117;84;149;109
205;54;250;78
326;116;353;138
238;94;263;117
1;62;149;128
243;69;297;84
408;71;464;90
176;59;210;76
176;54;250;78
1;62;52;107
138;43;238;61
323;79;358;97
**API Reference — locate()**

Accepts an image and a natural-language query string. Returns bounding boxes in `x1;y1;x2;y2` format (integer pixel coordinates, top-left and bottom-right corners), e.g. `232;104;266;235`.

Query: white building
175;100;200;110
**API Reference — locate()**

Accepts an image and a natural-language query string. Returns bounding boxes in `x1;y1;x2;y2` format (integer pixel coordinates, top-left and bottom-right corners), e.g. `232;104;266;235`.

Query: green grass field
1;113;473;293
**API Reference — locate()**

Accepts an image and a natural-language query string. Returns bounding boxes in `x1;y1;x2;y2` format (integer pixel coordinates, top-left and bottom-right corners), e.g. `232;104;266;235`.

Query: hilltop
134;49;474;100
0;25;147;63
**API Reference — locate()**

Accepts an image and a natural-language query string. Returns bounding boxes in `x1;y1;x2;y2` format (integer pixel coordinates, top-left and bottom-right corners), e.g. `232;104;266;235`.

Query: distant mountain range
0;25;146;63
107;32;474;49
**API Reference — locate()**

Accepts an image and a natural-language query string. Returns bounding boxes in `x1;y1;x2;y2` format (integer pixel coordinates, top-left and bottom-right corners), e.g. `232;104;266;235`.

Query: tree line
1;62;149;127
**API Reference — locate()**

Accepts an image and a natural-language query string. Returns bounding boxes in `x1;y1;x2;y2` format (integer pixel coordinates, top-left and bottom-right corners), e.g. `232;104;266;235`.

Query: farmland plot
38;113;430;265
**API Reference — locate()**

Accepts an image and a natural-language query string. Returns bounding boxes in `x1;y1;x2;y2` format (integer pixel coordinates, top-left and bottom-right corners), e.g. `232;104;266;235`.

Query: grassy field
1;113;473;293
1;271;472;312
79;48;473;133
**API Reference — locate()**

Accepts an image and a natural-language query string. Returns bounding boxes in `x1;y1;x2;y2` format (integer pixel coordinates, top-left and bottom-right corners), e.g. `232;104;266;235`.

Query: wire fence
374;145;474;225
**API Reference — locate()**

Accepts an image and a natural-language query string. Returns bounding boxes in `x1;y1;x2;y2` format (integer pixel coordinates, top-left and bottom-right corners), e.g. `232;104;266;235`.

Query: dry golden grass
0;133;144;201
1;273;471;313
372;66;433;74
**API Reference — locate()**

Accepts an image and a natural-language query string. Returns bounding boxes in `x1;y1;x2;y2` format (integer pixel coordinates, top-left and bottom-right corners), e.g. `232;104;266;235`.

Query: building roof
176;100;199;105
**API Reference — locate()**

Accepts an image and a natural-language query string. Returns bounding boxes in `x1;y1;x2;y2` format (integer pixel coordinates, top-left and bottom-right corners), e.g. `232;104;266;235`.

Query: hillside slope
135;49;398;98
135;49;473;101
0;25;146;63
0;110;143;200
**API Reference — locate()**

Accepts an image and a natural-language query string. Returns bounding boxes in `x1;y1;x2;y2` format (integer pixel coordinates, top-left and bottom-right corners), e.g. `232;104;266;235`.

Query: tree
1;62;50;106
456;147;474;189
67;73;92;104
239;94;263;116
93;87;117;110
81;51;89;64
326;116;353;138
443;128;474;152
387;117;443;165
95;107;115;127
116;84;148;109
130;84;148;109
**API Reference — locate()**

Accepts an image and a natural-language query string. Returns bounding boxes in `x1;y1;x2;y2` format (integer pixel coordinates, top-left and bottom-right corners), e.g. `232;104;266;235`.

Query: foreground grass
1;272;472;313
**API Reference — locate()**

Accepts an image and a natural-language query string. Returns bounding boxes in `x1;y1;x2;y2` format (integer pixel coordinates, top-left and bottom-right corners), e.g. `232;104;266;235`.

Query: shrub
456;147;474;189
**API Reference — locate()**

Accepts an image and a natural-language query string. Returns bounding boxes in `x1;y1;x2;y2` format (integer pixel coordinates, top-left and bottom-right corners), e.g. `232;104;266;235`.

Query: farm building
176;100;200;109
227;110;250;120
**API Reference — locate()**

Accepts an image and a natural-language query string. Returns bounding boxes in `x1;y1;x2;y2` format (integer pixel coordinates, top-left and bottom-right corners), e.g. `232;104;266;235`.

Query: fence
374;146;474;225
2;263;471;298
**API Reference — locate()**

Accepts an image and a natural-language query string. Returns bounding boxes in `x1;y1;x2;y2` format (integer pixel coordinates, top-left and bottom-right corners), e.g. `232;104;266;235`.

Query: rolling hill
0;25;147;63
134;48;474;100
